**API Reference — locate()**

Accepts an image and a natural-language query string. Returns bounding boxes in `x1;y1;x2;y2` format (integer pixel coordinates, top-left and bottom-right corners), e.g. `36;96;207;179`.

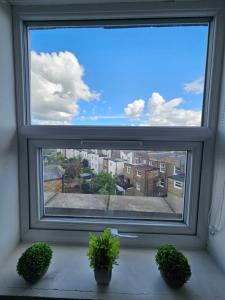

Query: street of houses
43;149;186;214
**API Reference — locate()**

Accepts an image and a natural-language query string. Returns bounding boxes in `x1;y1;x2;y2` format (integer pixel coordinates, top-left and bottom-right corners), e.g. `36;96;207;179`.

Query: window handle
110;228;138;239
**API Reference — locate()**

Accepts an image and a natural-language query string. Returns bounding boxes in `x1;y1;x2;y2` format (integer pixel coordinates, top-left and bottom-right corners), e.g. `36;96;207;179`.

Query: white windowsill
0;244;225;300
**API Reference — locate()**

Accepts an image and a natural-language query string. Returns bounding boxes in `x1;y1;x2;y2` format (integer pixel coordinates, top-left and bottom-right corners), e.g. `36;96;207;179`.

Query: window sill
0;244;225;300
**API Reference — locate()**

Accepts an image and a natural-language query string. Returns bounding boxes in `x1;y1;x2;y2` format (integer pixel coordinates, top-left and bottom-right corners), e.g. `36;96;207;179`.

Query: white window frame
136;182;141;192
160;162;166;173
174;180;183;189
137;170;142;177
174;166;180;175
127;166;131;174
159;178;165;188
13;1;225;247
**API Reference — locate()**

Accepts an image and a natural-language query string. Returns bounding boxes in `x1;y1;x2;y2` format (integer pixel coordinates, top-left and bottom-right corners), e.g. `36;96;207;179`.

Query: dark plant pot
94;268;112;285
161;272;185;289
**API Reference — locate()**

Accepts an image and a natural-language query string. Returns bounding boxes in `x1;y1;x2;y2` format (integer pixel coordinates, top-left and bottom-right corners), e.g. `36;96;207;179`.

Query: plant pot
161;272;185;289
94;268;112;285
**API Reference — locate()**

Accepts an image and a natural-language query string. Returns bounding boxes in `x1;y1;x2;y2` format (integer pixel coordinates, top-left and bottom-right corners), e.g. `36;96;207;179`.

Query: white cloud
81;115;127;122
184;77;204;94
124;99;145;119
143;92;201;126
31;51;99;124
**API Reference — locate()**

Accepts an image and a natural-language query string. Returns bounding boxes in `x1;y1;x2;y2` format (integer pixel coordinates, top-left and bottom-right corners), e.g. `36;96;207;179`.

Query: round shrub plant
17;242;53;283
155;244;191;289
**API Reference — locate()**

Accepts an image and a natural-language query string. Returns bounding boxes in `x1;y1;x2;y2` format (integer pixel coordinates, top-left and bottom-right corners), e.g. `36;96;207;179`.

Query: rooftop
136;164;158;172
169;173;185;182
44;192;182;219
44;165;65;181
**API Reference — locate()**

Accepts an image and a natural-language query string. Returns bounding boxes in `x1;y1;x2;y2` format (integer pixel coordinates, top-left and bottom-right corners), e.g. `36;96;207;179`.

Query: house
123;163;159;196
108;158;124;176
88;152;105;174
148;153;186;197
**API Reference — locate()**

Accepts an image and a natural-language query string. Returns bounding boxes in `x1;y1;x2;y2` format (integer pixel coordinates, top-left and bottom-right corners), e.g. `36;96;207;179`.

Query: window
174;181;183;189
42;148;186;220
136;182;141;192
29;24;208;127
160;163;166;173
136;170;142;177
127;166;131;174
174;166;181;175
159;178;165;188
14;2;223;242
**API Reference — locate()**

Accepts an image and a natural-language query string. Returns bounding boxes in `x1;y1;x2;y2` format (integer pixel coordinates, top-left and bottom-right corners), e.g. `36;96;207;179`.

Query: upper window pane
29;22;208;126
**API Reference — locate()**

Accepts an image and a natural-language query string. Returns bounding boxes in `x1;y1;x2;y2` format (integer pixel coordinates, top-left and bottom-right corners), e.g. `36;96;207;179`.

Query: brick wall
44;179;63;193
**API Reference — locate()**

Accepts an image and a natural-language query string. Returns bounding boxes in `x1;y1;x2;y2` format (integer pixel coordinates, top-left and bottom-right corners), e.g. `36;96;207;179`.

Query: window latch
110;228;138;239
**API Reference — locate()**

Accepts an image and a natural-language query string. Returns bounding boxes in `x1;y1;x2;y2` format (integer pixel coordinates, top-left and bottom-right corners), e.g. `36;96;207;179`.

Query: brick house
148;153;186;197
44;165;65;193
123;163;159;196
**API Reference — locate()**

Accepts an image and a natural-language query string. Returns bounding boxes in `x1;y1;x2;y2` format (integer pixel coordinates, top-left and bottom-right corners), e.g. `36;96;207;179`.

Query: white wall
0;2;19;265
208;45;225;272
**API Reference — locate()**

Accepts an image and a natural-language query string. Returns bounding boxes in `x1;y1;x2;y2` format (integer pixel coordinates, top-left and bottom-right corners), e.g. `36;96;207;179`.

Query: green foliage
87;229;120;271
17;242;53;283
155;244;191;288
56;153;66;162
93;172;116;195
80;167;92;174
81;181;91;193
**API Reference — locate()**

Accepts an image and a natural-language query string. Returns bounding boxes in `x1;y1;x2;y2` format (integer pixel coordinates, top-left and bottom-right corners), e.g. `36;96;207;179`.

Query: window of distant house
136;182;141;191
160;163;166;173
174;166;180;175
174;180;183;189
127;166;131;174
159;178;165;187
137;170;142;177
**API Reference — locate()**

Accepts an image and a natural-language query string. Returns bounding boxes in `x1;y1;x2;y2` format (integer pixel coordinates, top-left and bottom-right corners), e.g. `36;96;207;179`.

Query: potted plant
155;244;191;289
17;242;53;283
87;228;120;285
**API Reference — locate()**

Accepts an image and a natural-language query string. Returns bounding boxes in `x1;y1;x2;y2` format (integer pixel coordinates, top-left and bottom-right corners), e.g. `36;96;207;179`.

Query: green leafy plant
17;242;53;283
87;228;120;271
155;244;191;289
93;173;116;195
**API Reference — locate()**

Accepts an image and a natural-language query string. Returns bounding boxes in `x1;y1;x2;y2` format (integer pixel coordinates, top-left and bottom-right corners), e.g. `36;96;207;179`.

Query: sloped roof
44;165;65;181
136;164;158;172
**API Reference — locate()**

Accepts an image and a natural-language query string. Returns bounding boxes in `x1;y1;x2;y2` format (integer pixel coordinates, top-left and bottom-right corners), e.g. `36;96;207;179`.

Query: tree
64;161;81;179
93;172;116;195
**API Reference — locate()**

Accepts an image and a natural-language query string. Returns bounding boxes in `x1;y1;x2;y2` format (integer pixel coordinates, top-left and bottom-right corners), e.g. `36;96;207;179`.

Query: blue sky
30;25;208;126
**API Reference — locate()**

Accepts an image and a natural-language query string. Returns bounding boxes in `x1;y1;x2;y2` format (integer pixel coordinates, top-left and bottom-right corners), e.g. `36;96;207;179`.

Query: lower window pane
42;149;187;220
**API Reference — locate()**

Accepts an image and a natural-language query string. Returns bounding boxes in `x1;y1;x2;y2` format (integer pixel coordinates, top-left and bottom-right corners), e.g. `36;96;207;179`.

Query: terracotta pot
94;268;112;285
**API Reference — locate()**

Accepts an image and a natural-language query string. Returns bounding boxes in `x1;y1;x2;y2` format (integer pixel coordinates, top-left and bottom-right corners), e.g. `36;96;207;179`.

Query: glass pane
42;148;187;220
29;23;208;126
